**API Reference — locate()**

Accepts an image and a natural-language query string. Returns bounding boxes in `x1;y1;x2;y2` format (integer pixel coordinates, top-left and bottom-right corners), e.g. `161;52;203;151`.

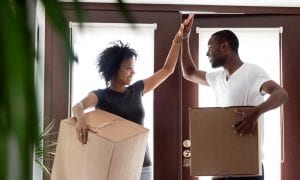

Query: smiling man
180;14;288;180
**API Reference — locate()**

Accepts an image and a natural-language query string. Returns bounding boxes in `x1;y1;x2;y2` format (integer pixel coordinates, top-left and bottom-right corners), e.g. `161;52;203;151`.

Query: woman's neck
109;81;126;93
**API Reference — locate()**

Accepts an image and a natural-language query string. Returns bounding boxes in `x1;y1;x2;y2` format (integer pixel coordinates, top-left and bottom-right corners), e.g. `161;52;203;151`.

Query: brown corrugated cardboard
189;107;262;177
51;109;149;180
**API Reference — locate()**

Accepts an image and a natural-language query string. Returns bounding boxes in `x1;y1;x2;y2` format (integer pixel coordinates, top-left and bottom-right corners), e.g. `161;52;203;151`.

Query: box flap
63;109;148;142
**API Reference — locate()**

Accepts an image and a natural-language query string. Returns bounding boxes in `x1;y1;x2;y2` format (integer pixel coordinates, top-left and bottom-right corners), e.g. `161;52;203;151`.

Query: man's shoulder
243;63;263;70
242;63;270;81
207;69;225;75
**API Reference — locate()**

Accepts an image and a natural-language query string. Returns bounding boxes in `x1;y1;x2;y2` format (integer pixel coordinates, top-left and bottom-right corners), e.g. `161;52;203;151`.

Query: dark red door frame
44;3;300;180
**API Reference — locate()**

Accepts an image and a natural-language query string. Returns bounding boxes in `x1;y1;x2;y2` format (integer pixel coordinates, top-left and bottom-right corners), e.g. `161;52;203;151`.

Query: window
70;23;156;179
197;27;282;180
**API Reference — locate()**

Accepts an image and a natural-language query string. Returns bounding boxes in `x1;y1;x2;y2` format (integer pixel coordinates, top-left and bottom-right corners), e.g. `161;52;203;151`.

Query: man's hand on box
233;107;261;136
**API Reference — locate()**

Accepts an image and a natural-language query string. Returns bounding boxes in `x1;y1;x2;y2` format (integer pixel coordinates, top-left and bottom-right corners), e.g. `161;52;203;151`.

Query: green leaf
116;0;137;26
0;1;135;180
0;0;39;179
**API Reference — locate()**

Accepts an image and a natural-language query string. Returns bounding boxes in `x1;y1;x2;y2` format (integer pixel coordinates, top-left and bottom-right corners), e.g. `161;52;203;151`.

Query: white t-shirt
206;63;271;161
206;63;271;107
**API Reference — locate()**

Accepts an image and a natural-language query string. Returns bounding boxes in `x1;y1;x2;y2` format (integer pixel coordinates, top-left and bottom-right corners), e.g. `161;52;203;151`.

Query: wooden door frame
44;4;182;180
44;3;300;180
183;14;300;180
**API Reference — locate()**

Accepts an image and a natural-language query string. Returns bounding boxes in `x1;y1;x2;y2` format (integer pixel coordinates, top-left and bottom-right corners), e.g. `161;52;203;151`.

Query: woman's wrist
173;34;182;45
77;102;84;108
77;117;86;124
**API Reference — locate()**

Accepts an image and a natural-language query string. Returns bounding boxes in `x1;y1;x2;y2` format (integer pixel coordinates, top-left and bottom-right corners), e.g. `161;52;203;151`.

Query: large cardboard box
189;107;262;177
51;109;149;180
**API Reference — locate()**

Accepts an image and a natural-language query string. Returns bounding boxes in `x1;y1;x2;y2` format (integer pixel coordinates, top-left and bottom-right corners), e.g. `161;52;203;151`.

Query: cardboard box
189;107;262;177
51;109;149;180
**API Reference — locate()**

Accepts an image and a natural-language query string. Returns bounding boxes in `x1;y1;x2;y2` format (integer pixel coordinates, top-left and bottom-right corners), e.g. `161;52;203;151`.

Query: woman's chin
126;80;132;85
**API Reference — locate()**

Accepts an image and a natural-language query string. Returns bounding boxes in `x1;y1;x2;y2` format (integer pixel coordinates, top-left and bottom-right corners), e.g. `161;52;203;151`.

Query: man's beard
211;57;225;68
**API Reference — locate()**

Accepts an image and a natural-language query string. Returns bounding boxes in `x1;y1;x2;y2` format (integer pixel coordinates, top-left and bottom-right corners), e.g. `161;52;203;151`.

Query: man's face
206;36;226;68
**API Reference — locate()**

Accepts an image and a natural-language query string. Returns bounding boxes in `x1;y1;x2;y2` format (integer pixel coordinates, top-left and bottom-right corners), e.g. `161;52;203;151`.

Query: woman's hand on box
75;119;96;144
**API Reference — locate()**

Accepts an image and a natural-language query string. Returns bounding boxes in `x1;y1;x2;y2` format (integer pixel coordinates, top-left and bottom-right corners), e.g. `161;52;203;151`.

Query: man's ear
219;41;228;51
221;41;231;52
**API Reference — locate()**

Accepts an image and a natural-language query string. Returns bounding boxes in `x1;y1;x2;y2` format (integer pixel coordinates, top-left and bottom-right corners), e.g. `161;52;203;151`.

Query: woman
72;16;193;180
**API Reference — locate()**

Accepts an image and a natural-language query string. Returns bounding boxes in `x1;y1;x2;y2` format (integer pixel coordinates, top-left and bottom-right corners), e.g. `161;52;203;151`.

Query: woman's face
116;57;135;85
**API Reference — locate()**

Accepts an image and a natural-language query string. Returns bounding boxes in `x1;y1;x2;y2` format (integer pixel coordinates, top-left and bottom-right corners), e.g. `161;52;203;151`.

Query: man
181;14;288;180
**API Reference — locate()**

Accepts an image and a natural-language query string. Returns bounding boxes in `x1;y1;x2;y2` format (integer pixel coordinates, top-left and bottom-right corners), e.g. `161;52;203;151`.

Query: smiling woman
70;22;156;179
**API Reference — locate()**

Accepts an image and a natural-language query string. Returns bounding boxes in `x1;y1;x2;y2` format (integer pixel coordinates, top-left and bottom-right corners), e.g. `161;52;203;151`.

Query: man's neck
224;55;243;75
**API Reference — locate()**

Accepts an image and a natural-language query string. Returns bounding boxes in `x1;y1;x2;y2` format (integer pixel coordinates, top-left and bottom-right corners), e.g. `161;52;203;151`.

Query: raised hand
182;13;194;39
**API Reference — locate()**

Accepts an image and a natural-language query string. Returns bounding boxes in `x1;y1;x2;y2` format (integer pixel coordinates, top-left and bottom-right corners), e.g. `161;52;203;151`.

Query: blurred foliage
35;121;56;176
0;0;133;180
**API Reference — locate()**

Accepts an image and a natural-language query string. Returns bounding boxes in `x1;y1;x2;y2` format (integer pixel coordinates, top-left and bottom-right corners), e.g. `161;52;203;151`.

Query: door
44;6;300;180
181;14;298;180
44;7;182;180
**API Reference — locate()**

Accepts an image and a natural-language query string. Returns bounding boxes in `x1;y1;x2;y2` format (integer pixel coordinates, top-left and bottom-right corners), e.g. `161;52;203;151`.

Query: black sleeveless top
93;80;151;166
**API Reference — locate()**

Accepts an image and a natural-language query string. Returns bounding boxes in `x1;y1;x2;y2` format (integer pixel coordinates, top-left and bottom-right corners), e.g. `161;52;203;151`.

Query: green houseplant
0;1;133;180
35;121;57;176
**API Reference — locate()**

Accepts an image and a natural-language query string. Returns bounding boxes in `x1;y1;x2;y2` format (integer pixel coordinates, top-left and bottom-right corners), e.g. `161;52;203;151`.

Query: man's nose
206;50;210;57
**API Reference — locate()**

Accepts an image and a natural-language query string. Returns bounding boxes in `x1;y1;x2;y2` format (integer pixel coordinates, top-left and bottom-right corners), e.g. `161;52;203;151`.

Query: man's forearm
257;88;288;114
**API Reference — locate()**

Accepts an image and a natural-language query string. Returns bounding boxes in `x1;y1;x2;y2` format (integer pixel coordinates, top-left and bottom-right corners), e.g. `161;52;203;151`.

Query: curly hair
97;41;137;87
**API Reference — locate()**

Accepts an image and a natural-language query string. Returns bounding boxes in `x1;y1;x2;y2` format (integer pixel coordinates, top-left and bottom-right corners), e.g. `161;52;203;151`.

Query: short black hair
212;30;239;53
97;40;137;86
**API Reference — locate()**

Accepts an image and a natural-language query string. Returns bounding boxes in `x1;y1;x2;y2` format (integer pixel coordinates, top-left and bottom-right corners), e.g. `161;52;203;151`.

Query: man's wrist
253;105;264;116
182;32;190;40
182;37;189;41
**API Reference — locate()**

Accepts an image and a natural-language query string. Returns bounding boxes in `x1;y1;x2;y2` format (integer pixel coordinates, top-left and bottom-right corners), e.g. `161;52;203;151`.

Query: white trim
179;11;245;15
60;0;300;7
70;22;157;30
196;27;283;34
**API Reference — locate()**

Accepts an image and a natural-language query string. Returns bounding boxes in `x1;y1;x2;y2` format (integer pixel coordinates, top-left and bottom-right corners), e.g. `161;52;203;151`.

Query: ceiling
62;0;300;7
